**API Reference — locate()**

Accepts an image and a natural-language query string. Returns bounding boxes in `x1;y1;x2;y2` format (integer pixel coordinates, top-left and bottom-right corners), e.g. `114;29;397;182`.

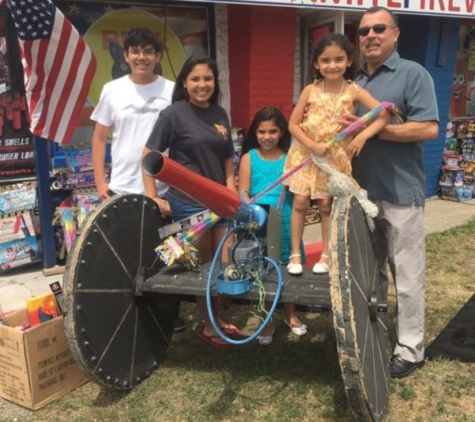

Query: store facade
1;0;469;201
51;0;467;198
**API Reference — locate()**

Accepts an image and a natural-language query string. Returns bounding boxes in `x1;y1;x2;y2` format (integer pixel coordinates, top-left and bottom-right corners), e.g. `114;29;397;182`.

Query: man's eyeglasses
358;24;396;37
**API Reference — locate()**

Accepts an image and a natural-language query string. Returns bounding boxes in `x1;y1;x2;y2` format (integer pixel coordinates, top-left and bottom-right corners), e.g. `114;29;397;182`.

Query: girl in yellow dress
284;33;391;275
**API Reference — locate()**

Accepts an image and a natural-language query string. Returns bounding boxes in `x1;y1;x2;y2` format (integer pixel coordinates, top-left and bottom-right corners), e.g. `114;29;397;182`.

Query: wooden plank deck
140;262;331;309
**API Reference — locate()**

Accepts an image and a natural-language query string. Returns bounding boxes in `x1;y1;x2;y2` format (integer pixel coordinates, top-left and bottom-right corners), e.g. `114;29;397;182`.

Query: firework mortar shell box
0;309;88;409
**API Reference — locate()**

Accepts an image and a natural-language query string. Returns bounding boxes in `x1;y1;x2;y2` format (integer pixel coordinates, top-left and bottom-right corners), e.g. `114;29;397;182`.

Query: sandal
312;254;329;274
197;330;229;348
287;253;303;276
220;326;240;337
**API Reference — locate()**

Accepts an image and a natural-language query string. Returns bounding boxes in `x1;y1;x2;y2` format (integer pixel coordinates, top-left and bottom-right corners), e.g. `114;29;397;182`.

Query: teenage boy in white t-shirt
91;27;185;332
91;27;174;201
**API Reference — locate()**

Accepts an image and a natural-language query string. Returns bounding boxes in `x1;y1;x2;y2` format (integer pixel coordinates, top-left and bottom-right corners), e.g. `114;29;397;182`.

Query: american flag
8;0;96;144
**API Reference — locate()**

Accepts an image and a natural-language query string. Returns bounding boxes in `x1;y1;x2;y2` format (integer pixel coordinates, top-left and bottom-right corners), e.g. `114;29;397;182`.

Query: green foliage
399;385;417;401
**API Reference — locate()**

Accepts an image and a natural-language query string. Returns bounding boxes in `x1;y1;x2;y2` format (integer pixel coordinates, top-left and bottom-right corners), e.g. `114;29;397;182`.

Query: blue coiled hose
206;224;283;345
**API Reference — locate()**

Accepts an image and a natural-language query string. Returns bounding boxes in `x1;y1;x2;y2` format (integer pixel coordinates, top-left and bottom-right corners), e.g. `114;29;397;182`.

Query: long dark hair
310;33;357;81
172;56;221;104
242;107;291;155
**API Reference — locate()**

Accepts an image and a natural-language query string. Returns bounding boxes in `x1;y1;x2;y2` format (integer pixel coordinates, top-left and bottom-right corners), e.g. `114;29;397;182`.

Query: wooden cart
63;191;389;422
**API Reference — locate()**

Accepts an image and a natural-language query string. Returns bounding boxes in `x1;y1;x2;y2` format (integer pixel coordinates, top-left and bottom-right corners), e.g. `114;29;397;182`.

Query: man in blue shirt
350;7;439;378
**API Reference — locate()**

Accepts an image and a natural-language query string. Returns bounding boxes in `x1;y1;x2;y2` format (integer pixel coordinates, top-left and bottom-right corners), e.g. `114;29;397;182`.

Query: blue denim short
166;195;233;229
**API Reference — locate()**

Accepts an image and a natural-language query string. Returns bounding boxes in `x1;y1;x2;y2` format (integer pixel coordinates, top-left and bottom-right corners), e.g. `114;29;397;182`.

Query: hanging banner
190;0;475;18
0;10;34;180
60;3;210;135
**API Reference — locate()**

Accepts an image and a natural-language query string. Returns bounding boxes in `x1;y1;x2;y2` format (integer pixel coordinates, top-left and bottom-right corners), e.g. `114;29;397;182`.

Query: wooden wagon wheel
330;195;389;422
63;194;175;390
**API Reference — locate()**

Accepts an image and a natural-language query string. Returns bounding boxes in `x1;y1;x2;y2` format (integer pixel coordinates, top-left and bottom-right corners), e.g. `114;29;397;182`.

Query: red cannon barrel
142;151;265;225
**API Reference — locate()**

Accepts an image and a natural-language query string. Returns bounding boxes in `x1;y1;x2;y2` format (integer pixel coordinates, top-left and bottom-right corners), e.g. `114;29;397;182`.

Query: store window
441;21;475;202
57;1;213;143
451;21;475;118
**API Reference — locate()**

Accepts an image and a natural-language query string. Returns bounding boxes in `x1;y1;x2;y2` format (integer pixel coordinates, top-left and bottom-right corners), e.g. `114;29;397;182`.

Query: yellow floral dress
284;80;357;199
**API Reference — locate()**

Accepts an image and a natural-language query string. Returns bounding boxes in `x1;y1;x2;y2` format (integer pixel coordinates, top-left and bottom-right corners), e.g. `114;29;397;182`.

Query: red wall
228;5;297;131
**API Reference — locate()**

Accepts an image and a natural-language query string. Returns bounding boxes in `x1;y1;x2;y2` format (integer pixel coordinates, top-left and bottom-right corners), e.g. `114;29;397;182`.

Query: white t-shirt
91;75;174;195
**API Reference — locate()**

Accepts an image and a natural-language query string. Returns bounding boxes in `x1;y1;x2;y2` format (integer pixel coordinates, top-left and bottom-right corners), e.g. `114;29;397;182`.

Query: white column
214;4;231;118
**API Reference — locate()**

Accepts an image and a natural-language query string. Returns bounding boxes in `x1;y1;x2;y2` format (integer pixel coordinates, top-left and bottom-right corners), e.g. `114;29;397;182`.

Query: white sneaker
287;253;303;276
257;325;275;345
287;262;303;275
284;320;307;336
312;254;329;274
312;262;329;274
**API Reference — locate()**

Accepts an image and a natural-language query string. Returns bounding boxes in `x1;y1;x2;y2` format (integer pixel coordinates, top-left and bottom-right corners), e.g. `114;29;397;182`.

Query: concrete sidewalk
0;197;474;299
303;197;475;244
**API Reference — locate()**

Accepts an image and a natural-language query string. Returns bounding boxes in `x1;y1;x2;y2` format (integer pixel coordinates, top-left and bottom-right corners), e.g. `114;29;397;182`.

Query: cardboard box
0;310;88;409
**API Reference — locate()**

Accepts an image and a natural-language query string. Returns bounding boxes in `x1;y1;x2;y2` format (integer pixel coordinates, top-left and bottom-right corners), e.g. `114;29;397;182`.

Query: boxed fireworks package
0;309;88;409
0;212;40;272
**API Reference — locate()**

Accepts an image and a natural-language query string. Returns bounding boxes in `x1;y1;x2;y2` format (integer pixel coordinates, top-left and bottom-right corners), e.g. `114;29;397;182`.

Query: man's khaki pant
373;200;425;363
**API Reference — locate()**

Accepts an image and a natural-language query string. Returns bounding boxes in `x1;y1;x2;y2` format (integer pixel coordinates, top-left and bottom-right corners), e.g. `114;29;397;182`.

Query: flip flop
197;330;230;348
220;326;240;337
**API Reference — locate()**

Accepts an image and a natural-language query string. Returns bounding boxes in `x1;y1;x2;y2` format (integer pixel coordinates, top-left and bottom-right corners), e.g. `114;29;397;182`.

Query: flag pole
33;136;57;268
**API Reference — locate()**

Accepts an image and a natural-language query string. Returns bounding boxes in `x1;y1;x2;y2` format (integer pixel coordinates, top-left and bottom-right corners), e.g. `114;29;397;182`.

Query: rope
249;269;269;322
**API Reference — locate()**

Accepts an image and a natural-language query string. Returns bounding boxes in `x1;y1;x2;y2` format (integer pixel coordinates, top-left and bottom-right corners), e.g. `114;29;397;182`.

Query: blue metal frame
33;136;57;268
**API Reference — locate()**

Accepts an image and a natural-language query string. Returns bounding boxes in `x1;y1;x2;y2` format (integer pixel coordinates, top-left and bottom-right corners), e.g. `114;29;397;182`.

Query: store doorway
300;10;360;88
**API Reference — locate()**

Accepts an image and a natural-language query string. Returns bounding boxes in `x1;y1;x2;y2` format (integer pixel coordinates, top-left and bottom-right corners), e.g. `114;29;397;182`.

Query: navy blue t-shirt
146;100;234;204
